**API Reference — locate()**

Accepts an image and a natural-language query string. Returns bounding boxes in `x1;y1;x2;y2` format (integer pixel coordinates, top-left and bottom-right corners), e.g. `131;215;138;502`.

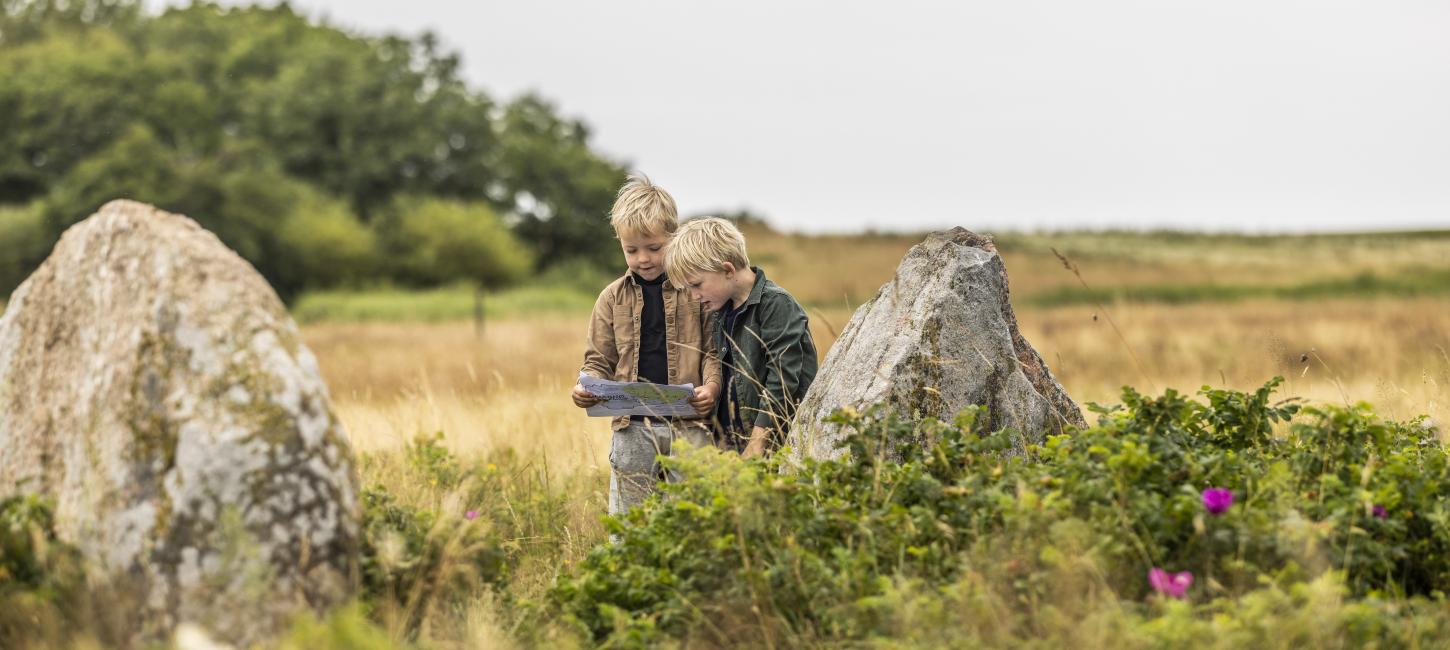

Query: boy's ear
721;261;737;276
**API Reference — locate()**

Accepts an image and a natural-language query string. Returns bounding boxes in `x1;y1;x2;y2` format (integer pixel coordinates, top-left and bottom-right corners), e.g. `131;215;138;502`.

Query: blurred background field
297;225;1450;477
291;225;1450;323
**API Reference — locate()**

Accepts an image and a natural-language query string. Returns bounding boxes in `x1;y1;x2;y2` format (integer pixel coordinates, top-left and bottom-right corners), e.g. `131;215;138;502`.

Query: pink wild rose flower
1201;488;1234;515
1149;568;1193;599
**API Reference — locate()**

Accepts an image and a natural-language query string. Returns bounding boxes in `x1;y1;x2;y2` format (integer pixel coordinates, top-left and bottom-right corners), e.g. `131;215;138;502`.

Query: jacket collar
624;270;677;290
744;266;768;307
734;266;768;310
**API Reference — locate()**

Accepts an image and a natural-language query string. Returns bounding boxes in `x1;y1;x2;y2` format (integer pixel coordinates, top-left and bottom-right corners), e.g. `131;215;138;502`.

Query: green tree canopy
0;0;627;300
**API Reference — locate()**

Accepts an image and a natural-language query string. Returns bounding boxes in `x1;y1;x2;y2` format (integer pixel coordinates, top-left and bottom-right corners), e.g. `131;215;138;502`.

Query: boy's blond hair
609;174;678;237
664;217;751;280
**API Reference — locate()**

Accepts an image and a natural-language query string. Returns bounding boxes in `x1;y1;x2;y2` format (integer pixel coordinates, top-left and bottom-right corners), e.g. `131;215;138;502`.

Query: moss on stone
126;332;179;473
124;332;186;542
209;357;293;447
897;315;948;420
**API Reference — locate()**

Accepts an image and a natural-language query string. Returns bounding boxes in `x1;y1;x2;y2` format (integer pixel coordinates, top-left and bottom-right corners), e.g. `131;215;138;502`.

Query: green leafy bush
276;187;377;289
377;198;533;289
550;379;1450;647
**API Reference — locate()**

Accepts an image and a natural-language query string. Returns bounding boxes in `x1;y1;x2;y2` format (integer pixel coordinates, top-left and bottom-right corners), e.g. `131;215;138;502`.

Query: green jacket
712;267;818;449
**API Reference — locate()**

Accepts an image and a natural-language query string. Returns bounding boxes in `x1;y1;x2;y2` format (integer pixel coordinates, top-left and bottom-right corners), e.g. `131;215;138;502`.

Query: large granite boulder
786;227;1086;461
0;200;358;645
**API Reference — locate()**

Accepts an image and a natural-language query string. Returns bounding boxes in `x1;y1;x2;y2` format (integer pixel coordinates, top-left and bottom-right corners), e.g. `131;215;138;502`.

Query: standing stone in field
0;200;359;646
786;227;1086;461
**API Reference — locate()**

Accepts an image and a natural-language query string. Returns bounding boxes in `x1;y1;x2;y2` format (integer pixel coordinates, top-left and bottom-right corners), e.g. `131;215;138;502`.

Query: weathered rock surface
786;227;1086;461
0;200;358;645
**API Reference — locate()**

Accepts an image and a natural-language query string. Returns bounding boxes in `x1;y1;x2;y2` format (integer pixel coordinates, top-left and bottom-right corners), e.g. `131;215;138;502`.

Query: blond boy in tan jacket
572;176;722;515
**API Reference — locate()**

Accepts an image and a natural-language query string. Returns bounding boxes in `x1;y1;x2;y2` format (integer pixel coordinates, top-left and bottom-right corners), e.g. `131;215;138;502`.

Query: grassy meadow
7;226;1450;648
281;226;1450;646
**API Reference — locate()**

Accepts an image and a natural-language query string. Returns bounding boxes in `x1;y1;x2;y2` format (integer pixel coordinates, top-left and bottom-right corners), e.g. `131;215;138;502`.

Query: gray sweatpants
608;420;714;516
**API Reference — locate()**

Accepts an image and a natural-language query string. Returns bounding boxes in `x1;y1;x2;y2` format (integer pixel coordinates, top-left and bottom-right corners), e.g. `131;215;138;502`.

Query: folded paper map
579;374;696;418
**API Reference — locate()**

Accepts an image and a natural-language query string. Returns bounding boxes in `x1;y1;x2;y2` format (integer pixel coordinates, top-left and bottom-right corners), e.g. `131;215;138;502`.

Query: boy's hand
689;381;720;416
572;383;602;408
741;426;771;458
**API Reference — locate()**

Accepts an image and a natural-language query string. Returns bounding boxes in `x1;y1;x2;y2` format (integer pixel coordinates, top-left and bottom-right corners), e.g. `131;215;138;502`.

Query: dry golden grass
303;319;608;475
1019;297;1450;427
305;295;1450;474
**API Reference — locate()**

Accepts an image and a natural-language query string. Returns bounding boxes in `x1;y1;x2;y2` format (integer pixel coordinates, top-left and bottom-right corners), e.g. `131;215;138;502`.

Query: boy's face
682;269;736;312
619;230;669;281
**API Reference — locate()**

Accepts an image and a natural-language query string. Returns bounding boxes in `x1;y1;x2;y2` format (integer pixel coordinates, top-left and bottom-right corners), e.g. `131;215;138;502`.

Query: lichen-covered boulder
0;200;358;645
786;227;1086;461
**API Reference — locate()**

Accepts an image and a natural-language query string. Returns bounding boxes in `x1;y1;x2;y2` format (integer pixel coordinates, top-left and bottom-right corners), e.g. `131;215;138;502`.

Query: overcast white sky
156;1;1450;233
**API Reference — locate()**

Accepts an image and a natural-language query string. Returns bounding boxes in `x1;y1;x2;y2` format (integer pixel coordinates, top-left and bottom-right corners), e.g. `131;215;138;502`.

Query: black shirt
716;300;748;440
634;272;669;385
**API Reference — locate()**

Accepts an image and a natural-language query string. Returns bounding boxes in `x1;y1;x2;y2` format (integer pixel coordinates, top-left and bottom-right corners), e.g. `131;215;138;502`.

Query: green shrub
550;379;1450;647
276;187;378;289
377;198;533;289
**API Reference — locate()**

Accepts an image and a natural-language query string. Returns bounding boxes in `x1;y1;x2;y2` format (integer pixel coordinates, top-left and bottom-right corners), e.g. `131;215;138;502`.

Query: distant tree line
0;0;629;300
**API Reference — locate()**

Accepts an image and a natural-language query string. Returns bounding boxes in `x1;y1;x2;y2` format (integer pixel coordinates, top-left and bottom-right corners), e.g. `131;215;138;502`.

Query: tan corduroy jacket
579;273;723;432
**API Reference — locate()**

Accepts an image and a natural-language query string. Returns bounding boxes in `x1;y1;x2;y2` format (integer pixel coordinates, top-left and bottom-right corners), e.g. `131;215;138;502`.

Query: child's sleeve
579;291;618;380
753;296;815;430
